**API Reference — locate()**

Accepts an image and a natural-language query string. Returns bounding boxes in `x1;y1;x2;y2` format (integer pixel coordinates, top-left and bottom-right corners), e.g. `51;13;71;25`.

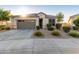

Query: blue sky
0;5;79;22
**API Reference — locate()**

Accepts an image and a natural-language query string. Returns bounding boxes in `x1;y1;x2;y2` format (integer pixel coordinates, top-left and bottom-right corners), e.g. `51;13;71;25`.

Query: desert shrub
47;23;52;28
0;25;6;30
62;26;71;33
36;26;40;30
73;26;79;30
47;23;55;31
51;30;60;36
34;31;43;37
56;23;62;30
0;25;10;30
47;26;55;31
5;27;10;30
68;30;79;38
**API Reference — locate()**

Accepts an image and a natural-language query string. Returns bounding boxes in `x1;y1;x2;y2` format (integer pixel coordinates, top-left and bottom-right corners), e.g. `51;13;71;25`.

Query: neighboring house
68;14;79;26
11;12;56;29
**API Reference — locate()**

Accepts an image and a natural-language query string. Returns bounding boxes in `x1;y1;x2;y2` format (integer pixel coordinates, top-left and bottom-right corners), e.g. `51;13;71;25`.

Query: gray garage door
17;20;35;29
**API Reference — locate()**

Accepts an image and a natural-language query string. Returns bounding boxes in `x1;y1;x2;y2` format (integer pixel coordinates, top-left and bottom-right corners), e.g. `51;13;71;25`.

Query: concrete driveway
0;30;79;54
0;30;34;41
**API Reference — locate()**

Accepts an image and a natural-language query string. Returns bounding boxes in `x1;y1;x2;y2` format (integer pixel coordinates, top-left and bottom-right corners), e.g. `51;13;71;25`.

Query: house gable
38;12;46;18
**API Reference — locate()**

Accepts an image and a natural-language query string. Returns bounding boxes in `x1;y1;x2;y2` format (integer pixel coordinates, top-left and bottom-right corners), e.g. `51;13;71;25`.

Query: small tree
56;12;64;22
73;17;79;29
0;8;11;25
2;10;11;26
0;9;4;25
56;12;64;30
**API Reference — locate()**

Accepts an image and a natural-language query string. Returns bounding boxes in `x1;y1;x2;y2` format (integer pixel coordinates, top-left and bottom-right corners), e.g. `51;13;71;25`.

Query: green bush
36;26;40;30
5;27;10;30
73;26;79;30
73;17;79;28
34;31;43;37
47;26;55;31
0;25;10;30
0;25;6;30
47;23;52;28
56;23;62;30
68;30;79;38
51;30;60;36
47;23;55;31
63;26;71;33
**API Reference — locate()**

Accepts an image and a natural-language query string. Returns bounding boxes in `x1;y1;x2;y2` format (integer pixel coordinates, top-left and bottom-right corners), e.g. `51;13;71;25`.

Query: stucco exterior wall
11;18;17;29
68;17;77;26
43;18;49;28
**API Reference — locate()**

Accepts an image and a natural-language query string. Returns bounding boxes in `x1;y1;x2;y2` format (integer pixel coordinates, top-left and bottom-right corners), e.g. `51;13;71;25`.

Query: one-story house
10;12;56;29
68;14;79;26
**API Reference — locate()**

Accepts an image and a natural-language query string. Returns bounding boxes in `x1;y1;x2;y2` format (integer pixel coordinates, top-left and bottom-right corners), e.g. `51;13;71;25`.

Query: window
49;19;55;26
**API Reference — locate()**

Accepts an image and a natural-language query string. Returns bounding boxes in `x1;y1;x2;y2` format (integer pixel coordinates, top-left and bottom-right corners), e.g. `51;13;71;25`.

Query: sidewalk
0;38;79;54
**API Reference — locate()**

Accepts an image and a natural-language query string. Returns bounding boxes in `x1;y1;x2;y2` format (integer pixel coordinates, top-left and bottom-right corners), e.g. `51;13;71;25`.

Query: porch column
36;18;39;26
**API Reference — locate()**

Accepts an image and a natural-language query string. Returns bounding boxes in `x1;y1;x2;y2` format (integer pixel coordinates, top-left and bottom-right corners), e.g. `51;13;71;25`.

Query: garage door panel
17;20;35;29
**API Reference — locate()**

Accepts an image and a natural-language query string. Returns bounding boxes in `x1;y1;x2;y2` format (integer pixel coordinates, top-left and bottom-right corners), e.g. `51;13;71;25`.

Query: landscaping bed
0;25;11;32
31;29;72;39
31;23;76;39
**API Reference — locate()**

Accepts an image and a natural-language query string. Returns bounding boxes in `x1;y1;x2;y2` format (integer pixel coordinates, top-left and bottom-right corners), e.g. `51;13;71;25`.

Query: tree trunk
1;21;3;25
6;21;8;27
0;19;3;25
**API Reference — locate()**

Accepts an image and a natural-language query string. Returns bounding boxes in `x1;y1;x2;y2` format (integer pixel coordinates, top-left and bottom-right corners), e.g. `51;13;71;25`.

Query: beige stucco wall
10;18;17;29
68;17;77;26
68;19;73;25
43;18;49;28
36;18;39;26
68;16;79;26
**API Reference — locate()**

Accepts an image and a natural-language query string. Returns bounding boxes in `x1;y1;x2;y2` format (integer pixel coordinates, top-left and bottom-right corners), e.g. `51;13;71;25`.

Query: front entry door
39;18;43;29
